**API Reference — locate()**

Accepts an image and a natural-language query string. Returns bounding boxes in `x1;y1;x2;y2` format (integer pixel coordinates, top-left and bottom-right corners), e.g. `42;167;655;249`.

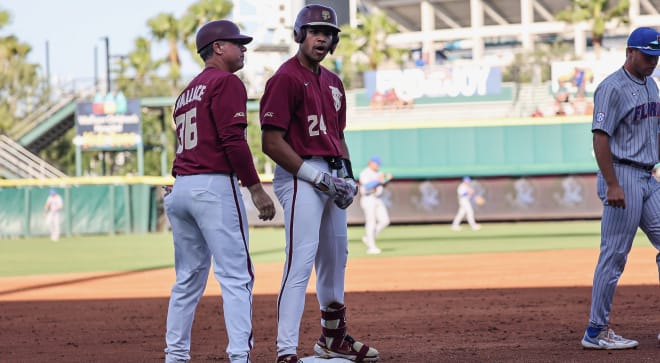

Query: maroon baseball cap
627;27;660;56
196;20;253;53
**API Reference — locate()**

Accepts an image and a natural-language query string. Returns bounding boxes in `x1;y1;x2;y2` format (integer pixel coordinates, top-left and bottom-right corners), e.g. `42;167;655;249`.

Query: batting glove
297;161;351;199
334;178;357;209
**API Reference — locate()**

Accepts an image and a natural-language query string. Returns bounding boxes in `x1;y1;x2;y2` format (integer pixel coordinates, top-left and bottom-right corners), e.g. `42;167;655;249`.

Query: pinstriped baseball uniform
588;66;660;331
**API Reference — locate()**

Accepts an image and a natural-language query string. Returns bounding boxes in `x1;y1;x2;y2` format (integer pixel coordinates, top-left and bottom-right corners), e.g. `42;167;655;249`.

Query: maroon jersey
171;67;259;187
260;57;346;158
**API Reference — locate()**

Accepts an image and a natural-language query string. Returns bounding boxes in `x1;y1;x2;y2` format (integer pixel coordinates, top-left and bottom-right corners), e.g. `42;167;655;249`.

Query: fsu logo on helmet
321;10;331;21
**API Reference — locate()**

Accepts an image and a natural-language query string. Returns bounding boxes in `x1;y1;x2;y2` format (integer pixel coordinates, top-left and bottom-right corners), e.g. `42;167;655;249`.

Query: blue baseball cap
463;176;472;182
369;156;382;166
627;27;660;56
49;188;56;195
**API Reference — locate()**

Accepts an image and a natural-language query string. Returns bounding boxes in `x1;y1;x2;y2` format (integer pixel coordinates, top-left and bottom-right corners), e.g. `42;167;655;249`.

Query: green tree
179;0;234;69
114;36;170;97
147;13;182;92
555;0;629;58
147;0;233;92
326;11;407;88
0;9;49;133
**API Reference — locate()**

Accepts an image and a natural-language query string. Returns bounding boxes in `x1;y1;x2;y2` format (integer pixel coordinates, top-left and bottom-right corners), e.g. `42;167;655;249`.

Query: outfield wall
243;175;601;228
0;177;162;238
0;174;601;238
345;115;596;179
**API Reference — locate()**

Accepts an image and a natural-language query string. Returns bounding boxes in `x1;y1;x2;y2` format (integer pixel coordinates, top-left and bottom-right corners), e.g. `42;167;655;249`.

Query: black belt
614;159;654;172
302;156;343;170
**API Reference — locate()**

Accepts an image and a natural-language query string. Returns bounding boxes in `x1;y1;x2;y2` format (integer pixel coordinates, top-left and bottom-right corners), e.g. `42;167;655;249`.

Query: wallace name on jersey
174;84;207;114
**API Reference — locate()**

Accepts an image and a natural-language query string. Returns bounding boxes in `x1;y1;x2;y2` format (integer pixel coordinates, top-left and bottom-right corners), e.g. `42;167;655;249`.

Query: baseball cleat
276;354;298;363
581;328;638;349
366;247;381;254
314;334;379;362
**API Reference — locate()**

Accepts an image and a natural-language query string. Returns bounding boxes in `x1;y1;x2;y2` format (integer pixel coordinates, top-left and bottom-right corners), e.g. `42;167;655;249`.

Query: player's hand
314;173;352;199
605;184;625;209
334;178;358;209
248;184;276;221
346;178;358;196
334;194;354;209
296;161;352;199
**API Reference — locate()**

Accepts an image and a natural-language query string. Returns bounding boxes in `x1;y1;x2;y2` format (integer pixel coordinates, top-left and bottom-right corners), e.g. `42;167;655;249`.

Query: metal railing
8;95;77;140
0;135;66;179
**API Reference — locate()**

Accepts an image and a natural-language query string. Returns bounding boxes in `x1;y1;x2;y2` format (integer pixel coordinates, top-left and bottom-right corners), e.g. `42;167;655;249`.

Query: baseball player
450;176;481;231
43;188;63;241
359;155;392;254
581;26;660;350
163;20;275;363
260;4;379;363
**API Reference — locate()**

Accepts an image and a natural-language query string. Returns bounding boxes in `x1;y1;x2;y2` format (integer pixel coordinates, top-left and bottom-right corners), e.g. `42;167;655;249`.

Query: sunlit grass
0;220;639;277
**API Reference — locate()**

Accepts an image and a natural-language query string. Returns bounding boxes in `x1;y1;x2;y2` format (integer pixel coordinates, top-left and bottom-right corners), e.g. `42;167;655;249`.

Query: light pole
100;36;110;176
94;45;98;93
102;36;111;94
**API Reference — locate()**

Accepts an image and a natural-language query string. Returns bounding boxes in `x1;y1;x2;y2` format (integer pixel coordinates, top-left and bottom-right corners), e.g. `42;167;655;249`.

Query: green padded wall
345;119;596;178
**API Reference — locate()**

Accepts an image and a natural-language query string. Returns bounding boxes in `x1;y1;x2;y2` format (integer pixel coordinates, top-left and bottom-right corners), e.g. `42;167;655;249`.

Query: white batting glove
334;178;358;209
297;161;350;198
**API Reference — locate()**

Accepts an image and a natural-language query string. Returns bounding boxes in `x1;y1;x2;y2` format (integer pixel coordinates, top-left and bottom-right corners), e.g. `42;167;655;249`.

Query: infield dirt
2;248;660;362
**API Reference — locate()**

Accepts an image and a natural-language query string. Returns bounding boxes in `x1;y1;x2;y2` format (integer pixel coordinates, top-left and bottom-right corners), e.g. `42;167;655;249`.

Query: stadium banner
242;174;601;227
363;64;502;103
74;92;142;151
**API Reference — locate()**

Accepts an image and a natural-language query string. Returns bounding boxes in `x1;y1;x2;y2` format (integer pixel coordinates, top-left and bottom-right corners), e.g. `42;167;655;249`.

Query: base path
1;247;659;362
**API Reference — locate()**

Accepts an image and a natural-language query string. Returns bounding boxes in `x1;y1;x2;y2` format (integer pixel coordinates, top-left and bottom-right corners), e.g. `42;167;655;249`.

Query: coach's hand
248;183;276;221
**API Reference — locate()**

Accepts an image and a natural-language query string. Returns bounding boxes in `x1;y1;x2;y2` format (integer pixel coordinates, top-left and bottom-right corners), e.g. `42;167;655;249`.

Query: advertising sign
363;64;502;102
75;92;142;150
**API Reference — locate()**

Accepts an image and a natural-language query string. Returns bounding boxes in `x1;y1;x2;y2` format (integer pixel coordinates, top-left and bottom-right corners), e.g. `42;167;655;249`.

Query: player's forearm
364;181;380;190
593;131;618;187
262;129;304;174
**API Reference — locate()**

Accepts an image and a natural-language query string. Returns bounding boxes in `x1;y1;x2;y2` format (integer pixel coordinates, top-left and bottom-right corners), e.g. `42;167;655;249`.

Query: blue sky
2;0;203;83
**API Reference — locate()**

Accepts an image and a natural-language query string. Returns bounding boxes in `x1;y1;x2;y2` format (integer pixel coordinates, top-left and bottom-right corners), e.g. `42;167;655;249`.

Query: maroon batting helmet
294;4;340;53
196;20;253;53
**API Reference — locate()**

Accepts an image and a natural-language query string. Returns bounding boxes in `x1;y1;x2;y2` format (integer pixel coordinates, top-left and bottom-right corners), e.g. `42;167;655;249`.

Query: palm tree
148;12;182;91
147;0;233;91
555;0;629;58
114;36;169;97
179;0;233;68
0;10;47;133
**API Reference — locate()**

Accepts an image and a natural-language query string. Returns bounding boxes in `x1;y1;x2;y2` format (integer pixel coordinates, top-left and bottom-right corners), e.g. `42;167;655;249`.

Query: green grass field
2;220;650;278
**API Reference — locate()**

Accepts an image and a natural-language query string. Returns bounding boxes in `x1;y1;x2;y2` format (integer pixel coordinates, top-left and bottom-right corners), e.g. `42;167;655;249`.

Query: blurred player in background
359;155;392;254
163;20;275;363
451;176;481;231
260;4;379;363
43;188;63;241
581;26;660;350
